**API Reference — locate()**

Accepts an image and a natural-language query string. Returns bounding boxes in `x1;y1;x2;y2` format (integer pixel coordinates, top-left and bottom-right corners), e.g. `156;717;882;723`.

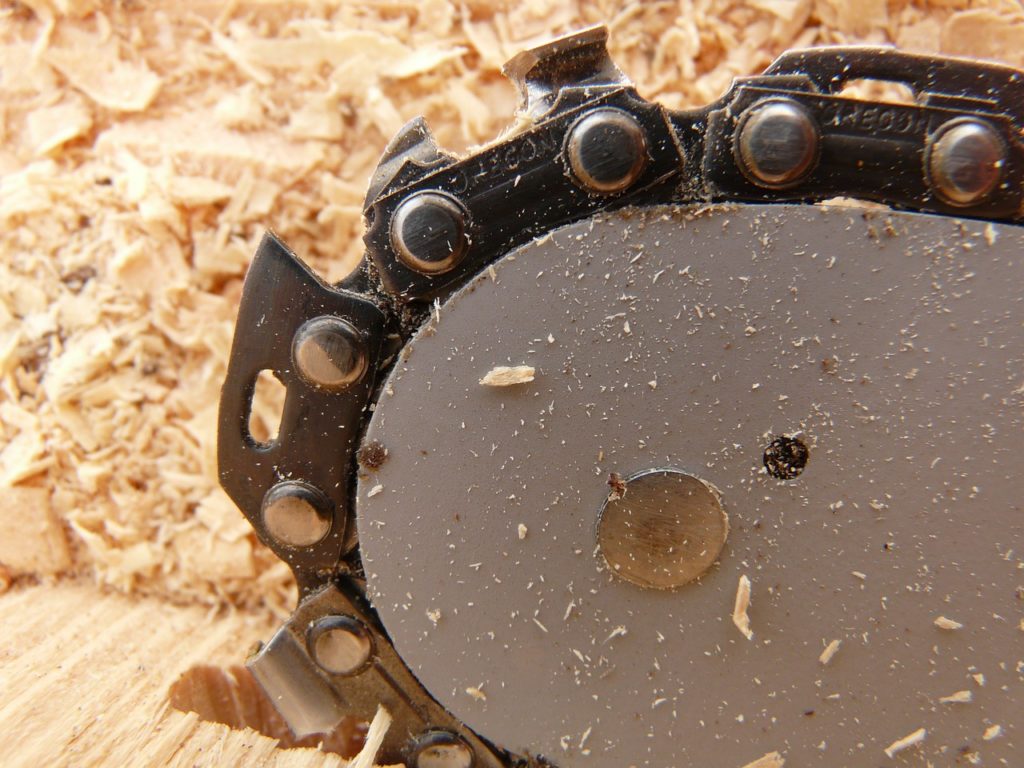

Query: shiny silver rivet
411;730;475;768
261;481;332;548
390;192;470;275
597;469;728;590
308;615;373;676
928;119;1005;206
566;108;647;194
737;99;819;187
292;316;367;391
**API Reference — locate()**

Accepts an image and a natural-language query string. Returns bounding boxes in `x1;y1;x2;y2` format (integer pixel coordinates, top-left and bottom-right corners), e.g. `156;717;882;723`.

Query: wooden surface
0;582;348;768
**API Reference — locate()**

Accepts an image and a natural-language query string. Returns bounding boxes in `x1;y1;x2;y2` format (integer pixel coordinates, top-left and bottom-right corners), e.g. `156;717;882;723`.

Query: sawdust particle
733;574;753;640
884;727;926;758
741;751;785;768
818;639;841;666
983;724;1002;741
934;615;963;630
480;365;535;386
939;690;972;704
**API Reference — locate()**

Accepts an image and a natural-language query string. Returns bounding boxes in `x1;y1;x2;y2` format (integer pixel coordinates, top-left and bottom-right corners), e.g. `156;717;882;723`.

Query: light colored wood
0;582;347;768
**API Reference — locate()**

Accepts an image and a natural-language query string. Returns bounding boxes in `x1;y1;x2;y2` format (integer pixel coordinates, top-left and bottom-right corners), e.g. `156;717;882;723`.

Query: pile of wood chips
0;0;1021;617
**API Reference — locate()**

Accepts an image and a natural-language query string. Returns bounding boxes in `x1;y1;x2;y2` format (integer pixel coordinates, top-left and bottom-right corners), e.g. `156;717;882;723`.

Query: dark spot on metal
606;471;626;500
357;441;389;470
763;435;809;480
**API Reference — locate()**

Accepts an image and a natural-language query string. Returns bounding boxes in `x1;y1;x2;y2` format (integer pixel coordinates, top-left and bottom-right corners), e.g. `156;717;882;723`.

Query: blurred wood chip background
0;0;1021;765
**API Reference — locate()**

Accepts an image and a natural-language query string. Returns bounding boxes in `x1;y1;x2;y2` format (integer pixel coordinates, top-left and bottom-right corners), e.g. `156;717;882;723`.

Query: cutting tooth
364;116;454;206
501;25;629;119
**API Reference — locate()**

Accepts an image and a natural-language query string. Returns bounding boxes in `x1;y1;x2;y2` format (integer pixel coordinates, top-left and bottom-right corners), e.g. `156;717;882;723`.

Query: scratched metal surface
358;203;1023;767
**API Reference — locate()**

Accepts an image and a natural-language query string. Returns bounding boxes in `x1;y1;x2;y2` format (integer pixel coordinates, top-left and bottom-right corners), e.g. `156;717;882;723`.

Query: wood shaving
348;705;391;768
733;574;753;640
818;639;841;666
741;751;785;768
983;724;1003;741
43;25;162;112
939;690;972;704
940;10;1024;66
0;486;71;575
480;365;535;387
934;615;963;630
884;727;926;758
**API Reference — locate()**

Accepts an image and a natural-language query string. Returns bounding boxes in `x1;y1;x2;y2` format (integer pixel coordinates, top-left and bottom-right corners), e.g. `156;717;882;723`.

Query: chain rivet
391;192;470;275
308;614;373;676
261;481;332;548
566;108;648;194
928;119;1005;206
737;99;819;187
411;730;475;768
293;316;367;391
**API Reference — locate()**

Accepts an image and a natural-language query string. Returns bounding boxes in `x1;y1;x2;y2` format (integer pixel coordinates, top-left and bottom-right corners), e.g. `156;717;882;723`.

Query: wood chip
479;365;535;387
741;751;785;768
884;727;926;758
818;639;841;666
940;9;1024;66
983;724;1003;741
43;26;162;112
939;690;972;704
27;97;93;155
349;705;392;768
0;485;71;575
934;615;963;630
465;685;487;702
733;574;753;640
517;523;528;540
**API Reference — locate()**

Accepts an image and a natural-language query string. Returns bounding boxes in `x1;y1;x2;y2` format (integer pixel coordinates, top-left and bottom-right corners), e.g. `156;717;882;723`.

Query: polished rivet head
308;615;373;676
928;119;1005;206
391;192;470;275
597;469;729;590
292;316;367;391
261;481;332;548
567;108;648;194
737;99;819;187
411;730;475;768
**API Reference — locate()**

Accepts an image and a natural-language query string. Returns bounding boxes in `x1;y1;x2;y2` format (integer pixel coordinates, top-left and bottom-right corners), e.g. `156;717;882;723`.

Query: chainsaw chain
217;27;1023;767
